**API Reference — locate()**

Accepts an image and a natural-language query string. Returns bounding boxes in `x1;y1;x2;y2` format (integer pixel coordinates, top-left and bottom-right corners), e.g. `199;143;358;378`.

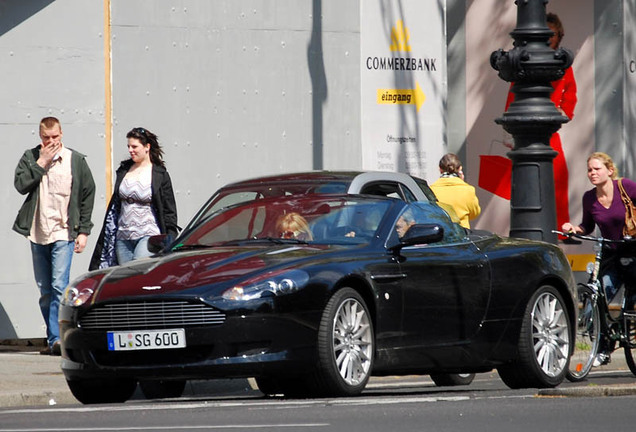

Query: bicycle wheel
566;284;601;382
623;305;636;376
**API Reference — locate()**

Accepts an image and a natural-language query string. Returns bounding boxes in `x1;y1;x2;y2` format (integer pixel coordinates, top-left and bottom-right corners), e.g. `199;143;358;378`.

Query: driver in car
395;212;416;239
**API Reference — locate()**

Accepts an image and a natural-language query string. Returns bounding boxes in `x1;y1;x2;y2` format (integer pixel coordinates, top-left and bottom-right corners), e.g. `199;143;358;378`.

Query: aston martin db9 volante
60;185;577;404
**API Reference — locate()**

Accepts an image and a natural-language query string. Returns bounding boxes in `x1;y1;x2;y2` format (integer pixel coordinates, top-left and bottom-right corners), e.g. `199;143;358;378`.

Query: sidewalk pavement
0;339;258;408
2;339;636;408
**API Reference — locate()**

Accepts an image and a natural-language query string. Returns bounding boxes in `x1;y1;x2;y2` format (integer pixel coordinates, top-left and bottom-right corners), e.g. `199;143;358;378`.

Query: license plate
107;329;186;351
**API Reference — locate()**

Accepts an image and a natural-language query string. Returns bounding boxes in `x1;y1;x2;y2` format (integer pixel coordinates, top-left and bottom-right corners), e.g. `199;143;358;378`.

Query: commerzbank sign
361;1;447;183
365;20;439;72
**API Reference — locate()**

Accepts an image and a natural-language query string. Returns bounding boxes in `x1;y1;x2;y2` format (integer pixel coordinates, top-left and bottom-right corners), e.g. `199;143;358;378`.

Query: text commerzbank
365;56;438;71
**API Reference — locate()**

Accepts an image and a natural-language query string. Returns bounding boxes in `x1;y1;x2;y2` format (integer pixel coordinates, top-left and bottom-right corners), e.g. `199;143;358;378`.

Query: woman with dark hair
89;127;178;269
430;153;481;229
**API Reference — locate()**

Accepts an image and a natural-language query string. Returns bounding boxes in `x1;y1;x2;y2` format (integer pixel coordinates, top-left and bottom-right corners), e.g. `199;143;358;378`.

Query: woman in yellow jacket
430;153;481;229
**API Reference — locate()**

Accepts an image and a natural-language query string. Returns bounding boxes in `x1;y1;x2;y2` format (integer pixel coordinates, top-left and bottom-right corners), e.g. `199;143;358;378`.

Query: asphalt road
2;340;636;431
1;370;636;432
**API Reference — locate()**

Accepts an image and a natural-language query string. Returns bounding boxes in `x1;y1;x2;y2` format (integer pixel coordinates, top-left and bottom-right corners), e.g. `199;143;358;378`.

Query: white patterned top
116;174;160;240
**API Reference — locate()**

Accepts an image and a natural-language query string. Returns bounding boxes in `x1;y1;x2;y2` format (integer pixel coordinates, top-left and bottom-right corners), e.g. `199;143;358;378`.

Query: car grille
78;301;226;330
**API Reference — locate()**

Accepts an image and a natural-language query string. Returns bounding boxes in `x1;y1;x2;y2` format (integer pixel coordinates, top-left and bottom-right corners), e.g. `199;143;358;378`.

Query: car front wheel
67;378;137;404
497;285;571;389
312;287;374;397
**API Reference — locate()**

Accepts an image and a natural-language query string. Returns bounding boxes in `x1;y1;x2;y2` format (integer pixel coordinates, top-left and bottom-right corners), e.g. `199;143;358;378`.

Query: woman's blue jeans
30;240;74;347
115;236;152;265
601;256;636;303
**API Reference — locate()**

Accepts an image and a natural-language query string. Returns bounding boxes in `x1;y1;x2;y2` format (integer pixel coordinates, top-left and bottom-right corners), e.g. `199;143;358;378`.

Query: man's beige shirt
29;146;73;245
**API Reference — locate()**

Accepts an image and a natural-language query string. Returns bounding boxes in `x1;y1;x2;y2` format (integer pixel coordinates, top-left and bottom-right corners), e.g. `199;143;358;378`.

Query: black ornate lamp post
490;0;573;244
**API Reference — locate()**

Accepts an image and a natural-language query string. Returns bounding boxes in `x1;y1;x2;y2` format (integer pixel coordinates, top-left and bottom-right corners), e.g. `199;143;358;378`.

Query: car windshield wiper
222;237;309;245
259;237;308;245
171;244;214;251
173;238;309;250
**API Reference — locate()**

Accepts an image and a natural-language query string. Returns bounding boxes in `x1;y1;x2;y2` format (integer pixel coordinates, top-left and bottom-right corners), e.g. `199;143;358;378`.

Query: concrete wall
108;0;362;226
1;0;363;339
0;0;105;338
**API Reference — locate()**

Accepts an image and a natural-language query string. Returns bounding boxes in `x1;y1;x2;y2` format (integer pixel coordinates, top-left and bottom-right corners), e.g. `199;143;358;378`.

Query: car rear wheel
139;379;186;399
430;373;475;387
312;287;374;397
67;378;137;404
497;285;571;389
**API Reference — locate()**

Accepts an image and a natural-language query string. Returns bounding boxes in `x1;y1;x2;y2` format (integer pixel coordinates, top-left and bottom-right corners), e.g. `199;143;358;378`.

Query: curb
0;379;258;408
0;391;78;408
538;383;636;398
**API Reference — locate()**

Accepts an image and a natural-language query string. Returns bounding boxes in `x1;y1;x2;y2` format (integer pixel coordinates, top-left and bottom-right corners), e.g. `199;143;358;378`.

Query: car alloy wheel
498;285;571;389
531;289;570;378
315;287;374;396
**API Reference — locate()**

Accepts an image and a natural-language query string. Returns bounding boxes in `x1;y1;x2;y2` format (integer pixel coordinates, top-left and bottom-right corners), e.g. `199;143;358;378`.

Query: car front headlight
62;272;107;307
222;269;310;301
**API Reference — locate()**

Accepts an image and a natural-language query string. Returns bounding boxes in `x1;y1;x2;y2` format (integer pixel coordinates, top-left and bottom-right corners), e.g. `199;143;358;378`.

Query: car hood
92;244;337;302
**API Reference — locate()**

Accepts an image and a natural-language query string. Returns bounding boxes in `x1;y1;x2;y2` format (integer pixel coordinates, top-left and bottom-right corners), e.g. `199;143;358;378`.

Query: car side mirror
390;224;444;251
147;234;170;254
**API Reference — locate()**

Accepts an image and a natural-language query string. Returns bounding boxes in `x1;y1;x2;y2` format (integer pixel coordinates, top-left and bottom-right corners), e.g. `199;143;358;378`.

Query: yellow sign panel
377;82;426;111
567;254;595;272
390;20;411;52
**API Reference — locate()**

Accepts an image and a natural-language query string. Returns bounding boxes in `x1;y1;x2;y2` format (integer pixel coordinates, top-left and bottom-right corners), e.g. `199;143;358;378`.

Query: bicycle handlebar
552;230;635;245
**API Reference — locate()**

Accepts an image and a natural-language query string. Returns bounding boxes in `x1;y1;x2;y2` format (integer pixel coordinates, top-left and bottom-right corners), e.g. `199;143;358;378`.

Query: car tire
497;285;571;389
255;377;289;396
67;378;137;404
430;373;475;387
139;379;186;399
312;287;374;397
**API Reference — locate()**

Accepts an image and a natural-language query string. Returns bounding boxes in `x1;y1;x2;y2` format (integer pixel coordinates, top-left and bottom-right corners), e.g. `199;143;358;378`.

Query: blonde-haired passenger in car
276;212;313;241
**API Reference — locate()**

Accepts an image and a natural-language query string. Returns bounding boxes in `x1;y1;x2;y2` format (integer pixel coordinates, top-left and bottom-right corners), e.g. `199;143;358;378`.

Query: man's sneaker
593;352;611;367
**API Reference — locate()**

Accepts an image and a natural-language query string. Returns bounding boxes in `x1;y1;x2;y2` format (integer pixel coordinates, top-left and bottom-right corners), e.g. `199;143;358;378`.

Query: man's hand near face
37;125;63;168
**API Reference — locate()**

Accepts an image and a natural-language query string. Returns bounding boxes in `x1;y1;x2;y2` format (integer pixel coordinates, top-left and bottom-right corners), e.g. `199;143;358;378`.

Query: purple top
580;178;636;240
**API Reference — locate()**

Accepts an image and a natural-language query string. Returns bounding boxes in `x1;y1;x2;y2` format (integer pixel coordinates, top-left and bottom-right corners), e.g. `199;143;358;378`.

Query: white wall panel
0;0;105;339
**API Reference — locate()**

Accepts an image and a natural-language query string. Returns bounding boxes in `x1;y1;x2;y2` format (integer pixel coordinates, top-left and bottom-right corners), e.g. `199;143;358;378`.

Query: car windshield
188;180;351;228
174;195;393;249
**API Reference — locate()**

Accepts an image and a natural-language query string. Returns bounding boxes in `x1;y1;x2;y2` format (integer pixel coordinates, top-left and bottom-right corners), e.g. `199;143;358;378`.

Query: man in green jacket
13;117;95;356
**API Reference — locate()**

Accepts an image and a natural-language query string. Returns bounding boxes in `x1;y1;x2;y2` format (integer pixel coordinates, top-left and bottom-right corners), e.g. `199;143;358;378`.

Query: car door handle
370;273;407;281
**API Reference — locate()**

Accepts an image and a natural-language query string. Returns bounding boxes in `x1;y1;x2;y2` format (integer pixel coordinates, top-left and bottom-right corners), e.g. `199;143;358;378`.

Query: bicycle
553;230;636;381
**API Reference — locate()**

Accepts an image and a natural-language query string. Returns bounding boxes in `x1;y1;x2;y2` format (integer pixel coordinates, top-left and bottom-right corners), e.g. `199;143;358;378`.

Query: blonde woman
276;212;313;241
562;152;636;366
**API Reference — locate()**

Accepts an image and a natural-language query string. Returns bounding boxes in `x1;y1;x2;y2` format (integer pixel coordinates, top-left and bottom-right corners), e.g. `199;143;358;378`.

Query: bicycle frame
554;230;636;380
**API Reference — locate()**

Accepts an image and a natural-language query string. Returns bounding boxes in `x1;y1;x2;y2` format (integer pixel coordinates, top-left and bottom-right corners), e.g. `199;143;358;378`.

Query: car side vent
78;301;226;330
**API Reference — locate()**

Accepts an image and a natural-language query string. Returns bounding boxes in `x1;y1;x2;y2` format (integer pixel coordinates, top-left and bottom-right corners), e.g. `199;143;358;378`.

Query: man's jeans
30;240;74;347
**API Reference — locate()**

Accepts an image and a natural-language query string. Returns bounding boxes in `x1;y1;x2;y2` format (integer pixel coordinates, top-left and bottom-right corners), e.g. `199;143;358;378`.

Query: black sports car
60;191;576;404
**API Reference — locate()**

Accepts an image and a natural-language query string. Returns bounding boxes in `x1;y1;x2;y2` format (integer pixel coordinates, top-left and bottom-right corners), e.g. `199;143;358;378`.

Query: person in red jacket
504;12;577;231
